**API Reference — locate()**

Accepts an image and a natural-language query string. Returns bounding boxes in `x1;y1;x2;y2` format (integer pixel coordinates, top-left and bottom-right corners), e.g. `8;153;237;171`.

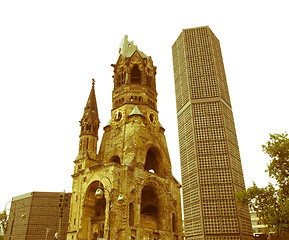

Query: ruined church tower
67;36;183;240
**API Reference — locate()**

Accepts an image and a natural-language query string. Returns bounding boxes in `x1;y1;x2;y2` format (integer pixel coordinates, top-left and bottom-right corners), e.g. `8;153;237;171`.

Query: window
172;212;177;232
131;64;141;84
141;186;159;228
144;149;158;174
111;155;121;164
129;202;134;226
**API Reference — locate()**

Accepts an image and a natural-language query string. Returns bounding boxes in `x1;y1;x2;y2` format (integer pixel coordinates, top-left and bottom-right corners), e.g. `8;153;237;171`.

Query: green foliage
262;132;289;196
0;235;4;240
236;132;289;234
0;210;8;234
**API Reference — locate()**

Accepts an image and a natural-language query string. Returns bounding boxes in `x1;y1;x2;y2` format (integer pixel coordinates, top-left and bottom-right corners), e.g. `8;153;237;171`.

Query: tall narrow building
172;26;252;239
67;36;183;240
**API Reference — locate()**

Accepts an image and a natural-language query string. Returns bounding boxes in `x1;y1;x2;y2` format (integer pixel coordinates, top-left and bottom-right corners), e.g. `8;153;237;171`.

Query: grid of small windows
177;106;203;237
197;141;211;155
209;114;223;127
189;236;203;240
210;32;231;106
192;218;202;234
212;140;227;154
172;35;190;112
203;200;219;216
200;169;215;184
204;217;222;234
211;127;225;140
232;169;246;190
215;154;230;168
216;237;241;240
219;200;237;216
228;142;240;159
201;185;217;200
184;218;193;236
215;168;232;184
226;129;238;146
218;184;234;199
221;216;239;233
206;236;241;240
199;155;214;169
241;215;254;235
173;27;253;239
205;237;222;240
183;28;219;100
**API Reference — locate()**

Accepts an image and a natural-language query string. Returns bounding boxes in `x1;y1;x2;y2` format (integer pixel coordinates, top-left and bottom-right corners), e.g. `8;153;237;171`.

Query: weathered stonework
67;36;183;240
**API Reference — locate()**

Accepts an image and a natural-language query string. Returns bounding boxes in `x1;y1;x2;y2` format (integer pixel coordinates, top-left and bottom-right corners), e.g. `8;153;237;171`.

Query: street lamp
56;190;69;240
95;176;125;240
3;201;26;237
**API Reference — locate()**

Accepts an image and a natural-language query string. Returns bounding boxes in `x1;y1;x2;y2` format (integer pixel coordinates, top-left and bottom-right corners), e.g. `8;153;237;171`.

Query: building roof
82;79;99;122
117;35;148;59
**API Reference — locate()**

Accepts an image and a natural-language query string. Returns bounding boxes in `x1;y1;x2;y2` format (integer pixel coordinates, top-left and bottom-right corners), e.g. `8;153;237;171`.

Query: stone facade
67;36;183;240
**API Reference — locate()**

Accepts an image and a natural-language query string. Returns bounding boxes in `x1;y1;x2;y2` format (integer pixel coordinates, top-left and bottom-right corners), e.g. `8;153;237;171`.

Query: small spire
82;80;99;123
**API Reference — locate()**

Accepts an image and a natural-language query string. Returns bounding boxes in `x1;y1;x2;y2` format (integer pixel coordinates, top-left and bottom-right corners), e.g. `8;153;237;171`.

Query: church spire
80;79;100;138
75;79;100;164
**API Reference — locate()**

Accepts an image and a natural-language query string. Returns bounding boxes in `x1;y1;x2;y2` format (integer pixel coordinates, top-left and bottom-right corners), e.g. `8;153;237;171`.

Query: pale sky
1;0;288;211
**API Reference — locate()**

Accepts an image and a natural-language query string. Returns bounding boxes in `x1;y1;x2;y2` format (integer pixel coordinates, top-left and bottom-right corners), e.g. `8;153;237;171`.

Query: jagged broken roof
117;35;148;59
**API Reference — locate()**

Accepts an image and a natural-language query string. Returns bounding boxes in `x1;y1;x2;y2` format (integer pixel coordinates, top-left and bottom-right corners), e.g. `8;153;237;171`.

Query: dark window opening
144;149;158;174
131;65;141;84
141;186;158;220
129;203;134;226
172;212;177;232
94;194;106;217
111;155;121;164
142;204;158;219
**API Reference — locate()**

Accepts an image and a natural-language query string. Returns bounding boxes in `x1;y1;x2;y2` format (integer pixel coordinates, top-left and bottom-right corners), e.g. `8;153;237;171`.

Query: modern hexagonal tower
172;26;252;240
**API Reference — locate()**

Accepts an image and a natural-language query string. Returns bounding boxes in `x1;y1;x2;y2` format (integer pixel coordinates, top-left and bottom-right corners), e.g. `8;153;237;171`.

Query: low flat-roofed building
251;212;268;238
5;192;71;240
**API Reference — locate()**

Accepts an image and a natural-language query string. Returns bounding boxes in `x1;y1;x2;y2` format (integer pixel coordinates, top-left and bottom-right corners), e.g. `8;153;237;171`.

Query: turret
111;35;157;111
75;79;100;170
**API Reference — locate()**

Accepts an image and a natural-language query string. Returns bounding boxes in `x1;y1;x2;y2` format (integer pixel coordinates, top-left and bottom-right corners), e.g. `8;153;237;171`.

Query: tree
0;210;8;235
236;132;289;235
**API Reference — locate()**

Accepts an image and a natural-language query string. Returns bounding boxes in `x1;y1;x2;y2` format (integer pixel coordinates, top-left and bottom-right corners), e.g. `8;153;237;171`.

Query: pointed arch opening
172;212;177;232
85;181;106;221
131;64;141;84
110;155;121;165
144;148;159;174
140;186;159;229
129;202;135;226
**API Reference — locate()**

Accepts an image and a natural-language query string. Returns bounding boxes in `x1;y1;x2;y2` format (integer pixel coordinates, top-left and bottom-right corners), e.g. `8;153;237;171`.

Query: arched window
172;212;177;232
94;196;106;217
144;149;158;174
131;64;141;84
111;155;121;164
85;181;106;219
129;202;135;226
140;186;159;229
